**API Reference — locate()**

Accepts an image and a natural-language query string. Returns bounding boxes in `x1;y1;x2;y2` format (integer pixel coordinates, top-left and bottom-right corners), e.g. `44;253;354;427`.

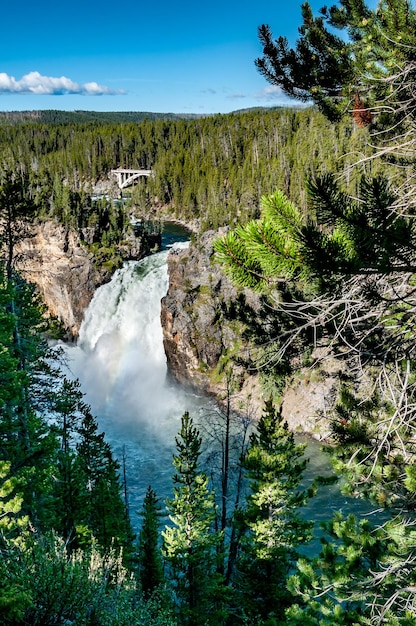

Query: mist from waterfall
62;238;385;539
64;244;204;518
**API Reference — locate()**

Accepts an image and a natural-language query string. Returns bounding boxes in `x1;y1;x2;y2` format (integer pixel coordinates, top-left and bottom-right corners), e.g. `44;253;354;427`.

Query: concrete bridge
110;168;153;189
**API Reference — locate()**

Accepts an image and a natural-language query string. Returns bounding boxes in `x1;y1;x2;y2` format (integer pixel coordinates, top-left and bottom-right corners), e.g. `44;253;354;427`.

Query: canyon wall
16;221;156;339
161;230;338;438
15;218;338;438
16;222;109;339
161;229;260;392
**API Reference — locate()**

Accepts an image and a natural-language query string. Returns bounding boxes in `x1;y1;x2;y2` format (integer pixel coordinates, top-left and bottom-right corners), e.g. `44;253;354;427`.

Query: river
63;224;208;522
62;224;385;542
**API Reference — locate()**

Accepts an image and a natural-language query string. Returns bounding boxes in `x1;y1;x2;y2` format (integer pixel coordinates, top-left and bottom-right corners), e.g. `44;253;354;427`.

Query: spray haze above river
62;228;386;537
63;238;206;521
76;254;179;430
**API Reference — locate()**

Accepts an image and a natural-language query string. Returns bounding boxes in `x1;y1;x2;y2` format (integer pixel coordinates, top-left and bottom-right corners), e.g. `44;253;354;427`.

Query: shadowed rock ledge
161;230;337;438
16;221;157;339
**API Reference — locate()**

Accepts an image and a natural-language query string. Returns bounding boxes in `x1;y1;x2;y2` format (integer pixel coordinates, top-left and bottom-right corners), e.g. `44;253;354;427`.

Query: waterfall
63;241;384;538
76;252;175;424
64;244;201;518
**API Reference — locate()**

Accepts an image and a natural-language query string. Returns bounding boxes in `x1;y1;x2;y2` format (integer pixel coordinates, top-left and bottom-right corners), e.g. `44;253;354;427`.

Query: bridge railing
110;168;153;189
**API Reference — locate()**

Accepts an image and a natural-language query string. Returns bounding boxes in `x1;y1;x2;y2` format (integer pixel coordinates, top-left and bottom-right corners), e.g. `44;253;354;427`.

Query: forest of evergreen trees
0;103;395;233
2;0;416;623
0;171;323;623
0;110;202;125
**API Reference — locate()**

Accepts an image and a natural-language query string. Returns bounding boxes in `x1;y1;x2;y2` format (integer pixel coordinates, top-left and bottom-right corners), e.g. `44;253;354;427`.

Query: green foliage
286;511;416;625
0;531;170;626
215;169;416;513
255;4;355;122
255;0;416;126
0;235;137;620
303;174;415;275
326;384;415;508
215;174;416;290
0;106;401;239
212;4;416;623
0;460;29;541
0;274;60;527
214;190;306;289
0;170;34;269
0;109;200;125
77;410;134;552
236;398;313;623
46;378;134;554
137;486;165;596
163;412;225;625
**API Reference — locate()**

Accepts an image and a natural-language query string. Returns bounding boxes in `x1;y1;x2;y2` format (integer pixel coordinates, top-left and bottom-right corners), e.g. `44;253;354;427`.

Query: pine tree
214;4;416;620
0;460;32;622
236;398;313;623
163;411;225;626
214;174;415;290
255;1;416;125
0;274;58;528
137;486;164;596
286;511;416;625
0;169;33;281
214;173;416;505
48;378;134;555
201;367;253;587
214;189;306;290
76;408;135;556
214;170;416;621
256;3;355;122
50;378;89;545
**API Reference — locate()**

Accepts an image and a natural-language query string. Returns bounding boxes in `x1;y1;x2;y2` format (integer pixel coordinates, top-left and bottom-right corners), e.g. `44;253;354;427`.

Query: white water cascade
62;240;386;540
64;244;202;519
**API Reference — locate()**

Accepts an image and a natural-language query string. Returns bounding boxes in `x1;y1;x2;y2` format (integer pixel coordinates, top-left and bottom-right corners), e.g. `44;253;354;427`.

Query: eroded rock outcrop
16;222;110;339
161;230;262;409
15;218;160;339
161;230;338;438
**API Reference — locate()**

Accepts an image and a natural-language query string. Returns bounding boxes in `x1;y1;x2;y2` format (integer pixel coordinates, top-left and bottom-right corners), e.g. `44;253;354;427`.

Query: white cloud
255;85;303;106
256;85;286;101
0;71;125;95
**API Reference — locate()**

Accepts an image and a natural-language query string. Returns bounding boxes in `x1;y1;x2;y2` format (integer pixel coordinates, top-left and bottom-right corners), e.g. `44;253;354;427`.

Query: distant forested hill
0;109;203;125
0;106;406;233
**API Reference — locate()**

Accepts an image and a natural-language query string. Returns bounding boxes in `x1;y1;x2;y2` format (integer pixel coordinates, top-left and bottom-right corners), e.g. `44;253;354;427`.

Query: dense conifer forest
0;109;204;125
2;0;416;623
0;104;392;233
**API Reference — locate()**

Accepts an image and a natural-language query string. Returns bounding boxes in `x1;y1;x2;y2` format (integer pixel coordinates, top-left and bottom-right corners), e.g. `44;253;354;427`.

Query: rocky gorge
15;219;160;340
17;218;337;439
161;229;337;438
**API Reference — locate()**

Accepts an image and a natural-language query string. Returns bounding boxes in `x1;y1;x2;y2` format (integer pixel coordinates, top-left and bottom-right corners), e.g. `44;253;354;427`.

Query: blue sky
0;1;373;114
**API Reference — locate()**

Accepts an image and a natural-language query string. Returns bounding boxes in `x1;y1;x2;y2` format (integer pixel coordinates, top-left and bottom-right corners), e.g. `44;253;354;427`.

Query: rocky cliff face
161;230;337;438
16;221;158;339
16;222;110;339
161;229;263;415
